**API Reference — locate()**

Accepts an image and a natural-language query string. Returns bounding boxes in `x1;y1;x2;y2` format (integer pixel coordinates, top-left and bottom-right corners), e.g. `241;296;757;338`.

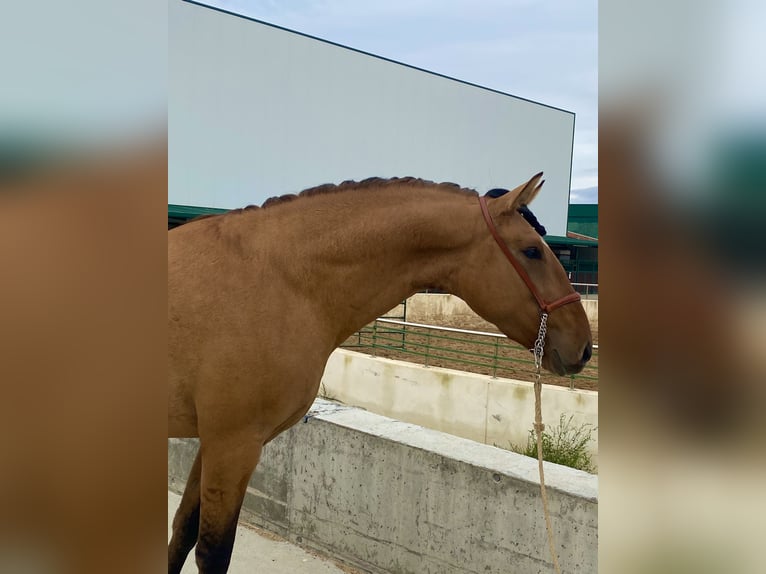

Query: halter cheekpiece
478;196;581;315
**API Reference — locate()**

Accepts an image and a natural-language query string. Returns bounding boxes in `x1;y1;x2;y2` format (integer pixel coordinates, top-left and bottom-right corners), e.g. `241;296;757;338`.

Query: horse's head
457;173;592;375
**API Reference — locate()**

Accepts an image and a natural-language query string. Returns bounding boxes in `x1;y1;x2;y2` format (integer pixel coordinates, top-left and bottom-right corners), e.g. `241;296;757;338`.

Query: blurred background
600;0;765;572
0;2;167;573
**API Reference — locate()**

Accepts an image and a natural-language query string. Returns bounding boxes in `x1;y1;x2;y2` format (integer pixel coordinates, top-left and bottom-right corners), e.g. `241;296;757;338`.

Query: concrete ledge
168;400;598;574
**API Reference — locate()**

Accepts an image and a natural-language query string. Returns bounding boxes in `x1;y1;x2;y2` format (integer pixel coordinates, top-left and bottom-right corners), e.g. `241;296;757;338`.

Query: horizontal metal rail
376;318;506;338
342;318;599;387
571;282;599;298
373;318;598;350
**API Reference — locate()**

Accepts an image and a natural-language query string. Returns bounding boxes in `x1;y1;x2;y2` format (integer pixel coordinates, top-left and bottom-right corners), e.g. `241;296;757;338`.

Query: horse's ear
523;177;545;205
489;172;544;216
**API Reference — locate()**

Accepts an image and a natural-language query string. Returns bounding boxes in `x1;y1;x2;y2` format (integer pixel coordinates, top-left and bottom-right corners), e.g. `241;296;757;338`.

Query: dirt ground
342;315;598;391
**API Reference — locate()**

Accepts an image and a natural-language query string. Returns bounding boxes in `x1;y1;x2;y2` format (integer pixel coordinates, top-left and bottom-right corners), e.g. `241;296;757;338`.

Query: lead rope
532;312;562;574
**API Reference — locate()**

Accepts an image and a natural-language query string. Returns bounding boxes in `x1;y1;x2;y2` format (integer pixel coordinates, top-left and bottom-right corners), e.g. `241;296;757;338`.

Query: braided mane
264;176;473;207
190;177;478;223
186;178;547;237
517;204;547;237
485;188;547;236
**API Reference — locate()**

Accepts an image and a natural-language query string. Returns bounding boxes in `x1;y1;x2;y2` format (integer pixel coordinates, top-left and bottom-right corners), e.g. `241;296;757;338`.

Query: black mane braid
517;204;547;237
484;188;547;236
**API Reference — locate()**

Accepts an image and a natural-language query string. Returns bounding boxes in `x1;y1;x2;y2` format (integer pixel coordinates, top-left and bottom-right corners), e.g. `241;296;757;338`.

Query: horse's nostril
582;342;592;363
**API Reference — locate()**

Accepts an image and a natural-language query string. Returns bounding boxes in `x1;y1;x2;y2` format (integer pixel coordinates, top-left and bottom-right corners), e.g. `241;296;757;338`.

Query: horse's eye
522;247;542;260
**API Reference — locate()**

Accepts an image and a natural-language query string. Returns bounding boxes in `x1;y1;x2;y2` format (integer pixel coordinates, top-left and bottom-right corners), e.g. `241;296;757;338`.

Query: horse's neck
266;188;480;345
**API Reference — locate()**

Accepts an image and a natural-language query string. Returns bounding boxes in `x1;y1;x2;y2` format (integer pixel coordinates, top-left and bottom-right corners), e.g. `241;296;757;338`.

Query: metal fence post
492;337;499;378
424;331;431;367
371;320;378;357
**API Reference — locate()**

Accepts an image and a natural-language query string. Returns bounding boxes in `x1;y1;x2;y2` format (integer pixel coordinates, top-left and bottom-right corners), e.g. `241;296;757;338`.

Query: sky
202;0;598;203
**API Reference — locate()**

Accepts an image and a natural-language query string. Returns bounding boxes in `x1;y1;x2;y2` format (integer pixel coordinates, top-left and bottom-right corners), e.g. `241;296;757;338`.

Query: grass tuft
510;414;597;473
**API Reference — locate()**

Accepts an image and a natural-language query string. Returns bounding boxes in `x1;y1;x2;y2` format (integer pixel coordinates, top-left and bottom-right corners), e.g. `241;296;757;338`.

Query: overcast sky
201;0;598;202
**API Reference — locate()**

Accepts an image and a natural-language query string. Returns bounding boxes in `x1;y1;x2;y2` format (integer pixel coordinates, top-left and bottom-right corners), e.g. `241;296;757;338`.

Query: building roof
567;203;598;239
544;235;598;248
168;204;228;229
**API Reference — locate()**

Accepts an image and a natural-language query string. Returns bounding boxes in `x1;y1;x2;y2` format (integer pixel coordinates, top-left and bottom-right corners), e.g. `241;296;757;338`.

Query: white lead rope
532;312;562;574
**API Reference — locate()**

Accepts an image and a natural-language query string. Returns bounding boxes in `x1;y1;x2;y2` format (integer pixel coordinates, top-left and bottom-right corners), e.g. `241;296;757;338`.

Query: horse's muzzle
581;341;593;364
549;344;591;376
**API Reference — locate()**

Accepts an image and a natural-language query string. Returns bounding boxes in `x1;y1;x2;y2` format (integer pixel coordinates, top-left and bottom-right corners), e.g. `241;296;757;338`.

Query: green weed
510;414;597;473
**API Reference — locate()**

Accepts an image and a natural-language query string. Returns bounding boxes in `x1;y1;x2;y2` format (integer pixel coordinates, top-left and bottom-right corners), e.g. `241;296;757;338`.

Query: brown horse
168;173;592;573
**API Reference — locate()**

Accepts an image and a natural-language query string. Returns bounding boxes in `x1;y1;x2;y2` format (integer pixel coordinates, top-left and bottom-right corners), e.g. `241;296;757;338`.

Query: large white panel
169;0;575;235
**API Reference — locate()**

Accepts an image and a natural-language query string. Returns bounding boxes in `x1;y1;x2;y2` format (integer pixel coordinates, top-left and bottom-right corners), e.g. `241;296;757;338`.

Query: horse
168;172;592;573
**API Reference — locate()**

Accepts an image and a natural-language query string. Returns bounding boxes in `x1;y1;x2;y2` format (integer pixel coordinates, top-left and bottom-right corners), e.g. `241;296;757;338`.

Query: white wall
404;293;598;331
321;349;598;461
169;0;575;236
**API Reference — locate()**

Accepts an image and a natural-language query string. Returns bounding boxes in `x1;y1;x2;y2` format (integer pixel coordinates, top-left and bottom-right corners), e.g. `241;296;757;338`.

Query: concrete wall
405;294;484;325
581;298;598;329
403;293;598;331
322;350;598;459
168;400;598;574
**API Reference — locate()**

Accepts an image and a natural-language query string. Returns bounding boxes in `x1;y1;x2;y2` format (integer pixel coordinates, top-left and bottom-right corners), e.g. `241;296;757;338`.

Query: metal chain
533;311;548;370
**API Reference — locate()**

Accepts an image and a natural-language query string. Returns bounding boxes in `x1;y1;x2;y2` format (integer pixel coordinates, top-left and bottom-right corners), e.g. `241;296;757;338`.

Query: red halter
478;196;581;314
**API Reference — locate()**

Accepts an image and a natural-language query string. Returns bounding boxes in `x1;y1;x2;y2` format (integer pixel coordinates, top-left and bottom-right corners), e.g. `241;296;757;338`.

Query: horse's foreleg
195;435;263;574
168;449;202;574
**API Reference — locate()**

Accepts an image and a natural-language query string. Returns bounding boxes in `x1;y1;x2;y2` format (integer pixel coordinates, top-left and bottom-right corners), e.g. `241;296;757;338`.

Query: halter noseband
478;196;581;314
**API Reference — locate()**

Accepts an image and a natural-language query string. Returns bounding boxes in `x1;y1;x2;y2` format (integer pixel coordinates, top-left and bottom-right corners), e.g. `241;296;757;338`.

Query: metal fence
572;282;598;298
341;318;598;390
